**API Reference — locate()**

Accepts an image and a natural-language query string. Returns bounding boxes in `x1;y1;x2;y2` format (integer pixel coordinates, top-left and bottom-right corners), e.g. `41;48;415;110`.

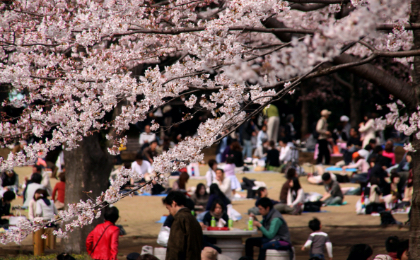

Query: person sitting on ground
0;170;19;194
228;141;244;168
212;168;232;200
131;152;153;184
396;239;409;260
201;199;229;229
347;244;373;260
385;236;399;260
142;140;159;164
224;155;241;197
265;140;280;171
86;206;120;260
23;173;44;208
320;173;344;205
343;153;369;174
34;189;58;222
163;191;203;260
139;125;156;147
287;178;304;214
382;141;396;166
52;172;66;210
206;184;231;213
0;191;16;228
279;138;292;165
248;187;279;215
245;198;292;260
205;159;217;188
274;168;297;214
190;183;209;211
301;218;333;260
172;171;190;192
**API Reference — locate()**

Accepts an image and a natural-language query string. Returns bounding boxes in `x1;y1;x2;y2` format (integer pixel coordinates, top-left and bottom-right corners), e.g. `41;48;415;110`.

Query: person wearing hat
340;115;351;140
316;110;331;165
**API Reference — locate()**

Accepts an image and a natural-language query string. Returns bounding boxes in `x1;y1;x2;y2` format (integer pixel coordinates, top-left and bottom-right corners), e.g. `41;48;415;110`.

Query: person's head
226;155;235;164
289;177;301;192
215;168;224;181
124;162;131;170
385;141;394;153
373;145;383;155
261;125;267;132
208;159;218;171
210;199;225;215
32;165;43;174
58;172;66;182
397;240;409;260
385;236;400;253
135;152;143;164
34;189;48;201
369;139;377;148
178;171;190;190
286;168;297;180
322;172;332;184
230;141;242;152
256;197;273;216
30;173;43;184
104;206;119;224
2;190;16;204
286;114;294;123
209;183;222;196
144;125;151;133
137;254;159;260
56;253;76;260
257;187;267;198
5;170;15;178
268;140;275;148
347;244;373;260
279;138;287;147
150;140;158;150
390;171;400;184
340;115;349;124
350;128;358;138
308;218;321;232
321;109;331;119
163;191;186;216
195;183;207;197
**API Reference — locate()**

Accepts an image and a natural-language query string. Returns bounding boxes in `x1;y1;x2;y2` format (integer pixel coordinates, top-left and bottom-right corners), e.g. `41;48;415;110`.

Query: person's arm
302;237;313;250
219;178;231;195
86;230;94;255
359;119;373;132
53;202;58;215
110;227;120;260
293;189;304;206
326;241;333;259
279;148;286;162
28;200;35;221
139;133;145;144
14;174;19;190
257;218;282;240
287;189;292;206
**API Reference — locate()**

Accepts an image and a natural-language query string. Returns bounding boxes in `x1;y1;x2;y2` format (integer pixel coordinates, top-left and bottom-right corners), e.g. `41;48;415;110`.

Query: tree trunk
63;133;113;254
349;78;361;128
300;84;309;139
410;1;420;258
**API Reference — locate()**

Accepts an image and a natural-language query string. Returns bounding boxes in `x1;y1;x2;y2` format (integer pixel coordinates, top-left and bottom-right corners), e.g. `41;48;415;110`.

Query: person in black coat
202;199;229;228
266;141;280;170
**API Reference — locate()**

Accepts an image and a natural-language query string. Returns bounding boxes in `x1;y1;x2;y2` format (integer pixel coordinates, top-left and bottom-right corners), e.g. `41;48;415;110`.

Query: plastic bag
157;226;170;247
227;205;242;221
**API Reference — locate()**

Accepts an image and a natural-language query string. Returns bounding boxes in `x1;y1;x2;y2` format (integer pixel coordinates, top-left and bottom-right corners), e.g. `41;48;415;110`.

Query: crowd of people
0;105;413;260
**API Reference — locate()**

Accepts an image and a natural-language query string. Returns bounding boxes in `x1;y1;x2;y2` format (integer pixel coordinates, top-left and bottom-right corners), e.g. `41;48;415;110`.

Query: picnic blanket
303;210;329;213
325;167;357;172
156;216;167;223
140;192;167;197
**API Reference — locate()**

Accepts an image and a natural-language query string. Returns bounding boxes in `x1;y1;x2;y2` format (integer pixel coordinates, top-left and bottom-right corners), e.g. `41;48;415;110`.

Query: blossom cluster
0;0;414;243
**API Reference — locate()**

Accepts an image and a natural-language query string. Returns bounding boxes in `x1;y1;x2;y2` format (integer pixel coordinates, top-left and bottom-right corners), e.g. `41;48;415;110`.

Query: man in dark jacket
246;198;292;260
163;191;203;260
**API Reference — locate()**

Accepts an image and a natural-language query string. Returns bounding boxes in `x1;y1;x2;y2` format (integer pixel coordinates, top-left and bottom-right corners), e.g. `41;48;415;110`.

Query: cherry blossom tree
1;0;420;256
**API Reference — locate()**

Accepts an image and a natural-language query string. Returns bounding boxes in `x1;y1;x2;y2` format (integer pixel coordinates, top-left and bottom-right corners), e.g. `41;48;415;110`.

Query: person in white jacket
34;189;58;221
213;169;232;200
359;115;377;148
287;178;305;212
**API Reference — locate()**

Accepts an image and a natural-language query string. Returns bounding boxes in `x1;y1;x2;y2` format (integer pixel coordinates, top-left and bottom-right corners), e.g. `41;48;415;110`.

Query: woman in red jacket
86;206;120;260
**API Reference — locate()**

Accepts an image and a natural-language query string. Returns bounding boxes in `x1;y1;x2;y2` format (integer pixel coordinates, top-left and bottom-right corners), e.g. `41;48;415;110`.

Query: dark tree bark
333;73;361;127
63;133;113;254
410;1;420;259
300;84;309;138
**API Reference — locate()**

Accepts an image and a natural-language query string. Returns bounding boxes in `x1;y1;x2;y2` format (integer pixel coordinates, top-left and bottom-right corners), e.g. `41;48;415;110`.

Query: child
301;218;333;260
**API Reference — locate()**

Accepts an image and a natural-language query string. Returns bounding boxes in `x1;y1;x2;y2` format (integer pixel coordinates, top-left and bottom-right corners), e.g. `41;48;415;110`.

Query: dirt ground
1;166;410;260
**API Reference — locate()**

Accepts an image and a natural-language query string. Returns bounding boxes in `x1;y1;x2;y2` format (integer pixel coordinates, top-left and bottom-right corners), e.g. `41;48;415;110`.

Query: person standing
86;206;120;260
263;104;280;143
205;159;217;188
242;119;255;159
245;198;292;260
359;114;376;149
163;191;203;260
316;110;331;165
